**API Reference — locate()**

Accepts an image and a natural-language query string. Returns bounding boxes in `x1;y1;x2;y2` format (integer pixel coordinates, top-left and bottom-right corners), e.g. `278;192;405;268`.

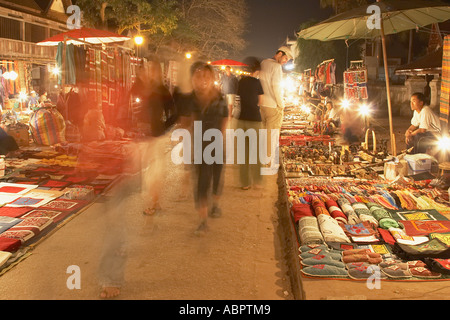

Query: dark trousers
194;162;224;208
407;131;437;154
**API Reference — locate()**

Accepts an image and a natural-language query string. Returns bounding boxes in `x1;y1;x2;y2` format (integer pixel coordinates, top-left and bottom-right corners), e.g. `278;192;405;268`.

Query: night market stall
0;29;150;274
278;37;450;282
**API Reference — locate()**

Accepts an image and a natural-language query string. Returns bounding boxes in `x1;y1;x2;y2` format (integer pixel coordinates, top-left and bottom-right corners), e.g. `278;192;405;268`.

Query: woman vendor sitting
323;100;340;135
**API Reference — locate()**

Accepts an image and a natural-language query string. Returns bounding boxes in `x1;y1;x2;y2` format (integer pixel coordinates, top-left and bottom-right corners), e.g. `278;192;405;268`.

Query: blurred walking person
178;62;228;236
131;57;176;215
220;66;238;122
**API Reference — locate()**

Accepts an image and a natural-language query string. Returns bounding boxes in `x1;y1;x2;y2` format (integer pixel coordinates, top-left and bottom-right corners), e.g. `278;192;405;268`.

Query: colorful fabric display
0;183;39;195
317;214;351;243
0;230;34;243
393;238;450;260
0;250;12;268
388;227;429;245
311;198;330;217
10;217;53;235
0;237;21;252
0;207;32;218
341;221;380;243
325;199;347;224
298;216;324;245
398;220;450;237
61;185;95;201
0;216;22;233
337;197;360;224
352;202;378;227
21;209;65;223
424;258;450;275
291;203;314;223
429;232;450;246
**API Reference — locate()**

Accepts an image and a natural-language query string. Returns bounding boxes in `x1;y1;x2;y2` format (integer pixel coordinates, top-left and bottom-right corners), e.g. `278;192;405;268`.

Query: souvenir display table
280;103;450;281
0;140;138;274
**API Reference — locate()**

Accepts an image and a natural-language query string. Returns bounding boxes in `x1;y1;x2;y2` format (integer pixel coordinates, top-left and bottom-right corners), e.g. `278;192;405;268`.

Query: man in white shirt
259;46;292;168
405;92;441;154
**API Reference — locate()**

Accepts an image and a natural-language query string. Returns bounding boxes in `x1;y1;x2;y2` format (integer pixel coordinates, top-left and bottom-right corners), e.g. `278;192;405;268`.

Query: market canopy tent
36;27;130;46
298;0;450;156
298;1;450;41
210;59;248;67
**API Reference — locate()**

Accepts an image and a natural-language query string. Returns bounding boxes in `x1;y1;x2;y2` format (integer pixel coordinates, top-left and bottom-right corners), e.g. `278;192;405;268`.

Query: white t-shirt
411;106;441;134
259;58;284;109
328;108;340;121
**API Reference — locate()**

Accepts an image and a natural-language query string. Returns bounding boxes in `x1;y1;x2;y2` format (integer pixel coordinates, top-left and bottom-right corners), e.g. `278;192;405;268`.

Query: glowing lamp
341;99;350;109
185;52;192;59
19;91;27;101
8;71;18;81
134;36;144;45
52;67;60;76
359;103;371;117
135;98;141;103
437;135;450;152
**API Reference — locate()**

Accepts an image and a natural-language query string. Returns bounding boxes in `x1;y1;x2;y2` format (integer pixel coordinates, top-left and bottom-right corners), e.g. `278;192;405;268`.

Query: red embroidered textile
292;203;314;223
0;207;32;218
400;220;450;237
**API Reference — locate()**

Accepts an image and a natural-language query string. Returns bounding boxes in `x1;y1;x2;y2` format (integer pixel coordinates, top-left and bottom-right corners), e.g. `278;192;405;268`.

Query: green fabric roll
379;218;399;229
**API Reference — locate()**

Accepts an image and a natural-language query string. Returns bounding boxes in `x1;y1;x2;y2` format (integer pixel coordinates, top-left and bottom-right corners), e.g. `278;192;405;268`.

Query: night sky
236;0;333;61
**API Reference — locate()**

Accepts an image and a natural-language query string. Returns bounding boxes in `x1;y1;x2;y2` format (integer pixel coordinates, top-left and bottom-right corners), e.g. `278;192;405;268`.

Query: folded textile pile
298;216;324;245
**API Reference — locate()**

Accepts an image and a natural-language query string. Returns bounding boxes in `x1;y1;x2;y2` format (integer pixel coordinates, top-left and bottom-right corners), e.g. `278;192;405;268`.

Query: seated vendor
405;92;441;154
27;91;39;109
324;100;340;134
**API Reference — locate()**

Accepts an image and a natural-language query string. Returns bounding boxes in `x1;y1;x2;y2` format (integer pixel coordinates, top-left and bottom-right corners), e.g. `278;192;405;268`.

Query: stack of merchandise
286;176;450;280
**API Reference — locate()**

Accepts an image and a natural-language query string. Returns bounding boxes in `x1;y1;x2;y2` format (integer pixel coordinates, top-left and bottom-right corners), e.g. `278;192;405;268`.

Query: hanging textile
344;62;368;101
440;35;450;131
56;42;76;85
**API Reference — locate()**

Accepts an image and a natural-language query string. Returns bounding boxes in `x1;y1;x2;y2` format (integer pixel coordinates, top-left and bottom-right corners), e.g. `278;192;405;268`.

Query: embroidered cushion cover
393;238;450;260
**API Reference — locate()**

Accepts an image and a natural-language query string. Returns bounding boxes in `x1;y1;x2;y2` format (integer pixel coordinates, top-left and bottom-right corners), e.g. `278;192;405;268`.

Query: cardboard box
405;155;432;175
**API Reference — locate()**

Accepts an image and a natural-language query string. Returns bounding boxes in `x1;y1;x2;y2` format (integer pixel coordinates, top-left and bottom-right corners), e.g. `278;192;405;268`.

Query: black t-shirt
182;91;228;132
237;76;264;122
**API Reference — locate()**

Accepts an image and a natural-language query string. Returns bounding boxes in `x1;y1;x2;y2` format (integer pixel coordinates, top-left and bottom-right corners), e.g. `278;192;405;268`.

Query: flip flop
99;286;121;299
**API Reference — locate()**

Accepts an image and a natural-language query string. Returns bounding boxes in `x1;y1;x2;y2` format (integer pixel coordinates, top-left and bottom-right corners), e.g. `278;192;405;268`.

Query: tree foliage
74;0;248;60
161;0;248;60
74;0;178;36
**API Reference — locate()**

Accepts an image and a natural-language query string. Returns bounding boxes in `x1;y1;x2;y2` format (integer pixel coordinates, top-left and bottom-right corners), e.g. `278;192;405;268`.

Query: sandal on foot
99;286;120;299
208;206;222;218
143;208;156;216
194;220;209;236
